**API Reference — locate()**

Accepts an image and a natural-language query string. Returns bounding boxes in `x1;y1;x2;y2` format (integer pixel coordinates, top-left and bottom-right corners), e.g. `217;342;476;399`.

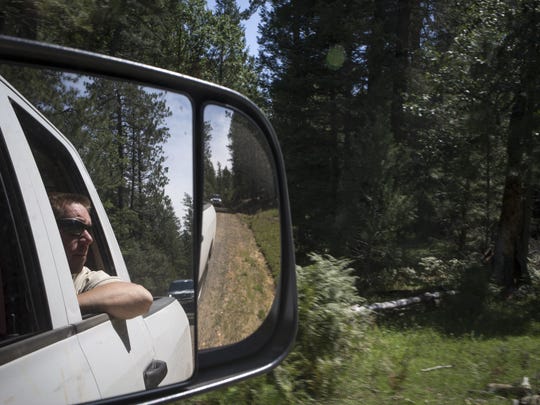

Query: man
49;192;153;320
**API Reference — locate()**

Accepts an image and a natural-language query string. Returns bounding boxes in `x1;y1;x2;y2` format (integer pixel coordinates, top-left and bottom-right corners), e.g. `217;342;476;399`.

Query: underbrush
368;255;473;297
337;324;540;404
181;252;540;404
185;254;372;404
339;267;540;404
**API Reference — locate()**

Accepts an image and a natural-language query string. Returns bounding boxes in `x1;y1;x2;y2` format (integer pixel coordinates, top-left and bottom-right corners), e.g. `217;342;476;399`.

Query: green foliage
1;0;261;96
1;0;260;295
272;253;371;402
384;256;470;291
338;324;540;404
204;108;276;212
241;209;280;279
227;110;276;206
216;164;234;204
185;253;371;404
335;264;540;404
185;255;540;405
65;78;191;290
3;1;540;402
260;0;540;296
528;240;540;285
259;0;373;258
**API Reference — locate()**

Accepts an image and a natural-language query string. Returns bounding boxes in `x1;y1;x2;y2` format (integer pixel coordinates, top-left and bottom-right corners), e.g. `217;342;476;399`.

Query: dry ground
197;212;275;349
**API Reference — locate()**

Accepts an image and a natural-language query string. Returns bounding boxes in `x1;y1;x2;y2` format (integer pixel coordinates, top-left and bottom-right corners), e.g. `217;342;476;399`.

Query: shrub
388;256;470;291
273;253;371;402
187;253;371;404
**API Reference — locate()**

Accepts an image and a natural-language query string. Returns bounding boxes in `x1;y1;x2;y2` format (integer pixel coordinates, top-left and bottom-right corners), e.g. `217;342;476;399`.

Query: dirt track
198;212;275;349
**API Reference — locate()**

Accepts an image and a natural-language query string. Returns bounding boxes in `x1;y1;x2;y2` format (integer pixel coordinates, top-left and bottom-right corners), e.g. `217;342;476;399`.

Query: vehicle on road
210;194;223;207
168;279;195;322
200;202;217;289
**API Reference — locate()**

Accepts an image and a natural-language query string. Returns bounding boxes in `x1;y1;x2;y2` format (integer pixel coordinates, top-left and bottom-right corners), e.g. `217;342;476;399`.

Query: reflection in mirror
0;66;194;393
199;104;279;349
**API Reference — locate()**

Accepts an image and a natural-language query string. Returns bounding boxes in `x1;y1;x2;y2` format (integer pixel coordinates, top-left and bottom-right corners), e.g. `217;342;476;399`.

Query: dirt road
198;212;275;349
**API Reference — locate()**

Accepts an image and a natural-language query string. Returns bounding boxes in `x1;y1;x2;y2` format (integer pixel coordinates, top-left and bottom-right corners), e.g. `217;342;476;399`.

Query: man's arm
77;281;153;319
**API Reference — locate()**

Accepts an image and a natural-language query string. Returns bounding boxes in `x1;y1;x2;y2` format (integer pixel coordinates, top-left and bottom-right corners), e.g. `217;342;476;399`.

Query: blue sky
162;92;192;220
160;1;262;221
206;0;261;56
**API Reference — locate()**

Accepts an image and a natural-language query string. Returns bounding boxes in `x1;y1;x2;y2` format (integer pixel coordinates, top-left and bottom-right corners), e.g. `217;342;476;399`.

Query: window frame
0;135;51;346
10;99;117;278
0;77;92;328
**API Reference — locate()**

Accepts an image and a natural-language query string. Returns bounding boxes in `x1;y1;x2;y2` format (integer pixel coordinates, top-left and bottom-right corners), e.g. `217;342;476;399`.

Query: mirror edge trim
0;35;298;404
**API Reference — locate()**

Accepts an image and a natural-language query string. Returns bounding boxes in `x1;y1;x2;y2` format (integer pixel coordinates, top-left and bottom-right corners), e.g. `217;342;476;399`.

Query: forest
0;0;268;294
259;0;539;297
1;0;539;402
3;0;537;293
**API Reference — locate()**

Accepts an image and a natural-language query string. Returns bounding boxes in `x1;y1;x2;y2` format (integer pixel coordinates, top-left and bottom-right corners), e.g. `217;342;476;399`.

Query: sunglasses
57;218;93;237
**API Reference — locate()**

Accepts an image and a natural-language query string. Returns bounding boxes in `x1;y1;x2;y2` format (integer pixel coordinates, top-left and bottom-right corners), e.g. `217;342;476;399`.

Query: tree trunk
492;94;533;292
492;4;538;293
367;1;387;100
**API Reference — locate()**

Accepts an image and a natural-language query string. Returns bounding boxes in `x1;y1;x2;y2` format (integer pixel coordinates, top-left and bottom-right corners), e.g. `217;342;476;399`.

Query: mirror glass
1;67;194;293
199;104;280;349
0;66;194;393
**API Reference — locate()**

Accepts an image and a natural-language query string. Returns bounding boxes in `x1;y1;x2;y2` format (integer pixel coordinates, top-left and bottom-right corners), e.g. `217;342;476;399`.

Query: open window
10;100;115;277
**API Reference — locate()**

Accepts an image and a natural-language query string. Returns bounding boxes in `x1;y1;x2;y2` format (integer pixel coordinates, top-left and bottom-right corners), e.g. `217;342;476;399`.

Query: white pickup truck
0;74;193;403
200;202;217;288
168;202;215;320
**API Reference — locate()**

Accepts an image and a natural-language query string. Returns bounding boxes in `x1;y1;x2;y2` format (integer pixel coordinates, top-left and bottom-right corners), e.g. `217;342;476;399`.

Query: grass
184;314;540;405
180;259;540;405
187;248;540;404
334;326;540;404
240;209;280;279
342;264;540;403
331;291;540;404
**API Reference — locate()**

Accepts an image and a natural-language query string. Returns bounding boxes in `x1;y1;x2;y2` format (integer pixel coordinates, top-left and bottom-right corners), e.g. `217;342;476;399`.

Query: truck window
9;99;114;276
2;71;195;301
0;137;51;345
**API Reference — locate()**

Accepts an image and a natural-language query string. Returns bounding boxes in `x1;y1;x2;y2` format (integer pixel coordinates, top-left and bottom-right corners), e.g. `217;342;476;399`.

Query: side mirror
0;36;296;404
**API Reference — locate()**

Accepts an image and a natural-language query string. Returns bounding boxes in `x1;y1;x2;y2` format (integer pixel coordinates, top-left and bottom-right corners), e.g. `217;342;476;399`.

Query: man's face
58;203;93;274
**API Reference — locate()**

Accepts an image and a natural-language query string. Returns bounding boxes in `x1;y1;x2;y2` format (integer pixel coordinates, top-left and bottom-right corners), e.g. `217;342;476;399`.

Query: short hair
48;192;92;219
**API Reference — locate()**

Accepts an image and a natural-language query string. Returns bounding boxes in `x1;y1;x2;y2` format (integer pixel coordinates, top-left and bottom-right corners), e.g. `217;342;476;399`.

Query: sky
162;92;234;222
162;92;193;221
164;1;262;221
206;0;261;57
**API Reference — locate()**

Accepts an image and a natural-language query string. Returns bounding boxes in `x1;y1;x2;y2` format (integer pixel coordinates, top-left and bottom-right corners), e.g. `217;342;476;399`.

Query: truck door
0;76;101;403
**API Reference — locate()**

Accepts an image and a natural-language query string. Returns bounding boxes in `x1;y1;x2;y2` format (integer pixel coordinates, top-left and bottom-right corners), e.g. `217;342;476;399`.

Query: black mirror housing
0;35;297;404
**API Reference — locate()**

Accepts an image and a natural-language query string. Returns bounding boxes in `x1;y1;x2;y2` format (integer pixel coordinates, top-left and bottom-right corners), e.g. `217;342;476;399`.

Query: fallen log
352;290;457;313
487;383;530;397
421;365;453;372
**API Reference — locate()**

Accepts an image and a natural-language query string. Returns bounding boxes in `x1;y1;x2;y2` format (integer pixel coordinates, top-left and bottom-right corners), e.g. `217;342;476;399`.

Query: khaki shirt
72;266;120;294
